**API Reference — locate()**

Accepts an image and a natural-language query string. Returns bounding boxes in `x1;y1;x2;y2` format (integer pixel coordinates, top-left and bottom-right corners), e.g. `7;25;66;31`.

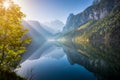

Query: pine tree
0;0;31;70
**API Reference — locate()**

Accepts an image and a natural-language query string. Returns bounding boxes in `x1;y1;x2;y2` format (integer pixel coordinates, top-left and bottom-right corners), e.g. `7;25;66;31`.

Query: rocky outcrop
63;0;120;31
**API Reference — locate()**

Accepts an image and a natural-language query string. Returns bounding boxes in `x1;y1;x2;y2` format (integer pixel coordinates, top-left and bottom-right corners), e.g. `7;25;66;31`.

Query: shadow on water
17;40;120;80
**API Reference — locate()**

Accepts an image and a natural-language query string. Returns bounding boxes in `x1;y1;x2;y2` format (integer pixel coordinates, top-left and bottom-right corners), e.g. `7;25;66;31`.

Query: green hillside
60;3;120;44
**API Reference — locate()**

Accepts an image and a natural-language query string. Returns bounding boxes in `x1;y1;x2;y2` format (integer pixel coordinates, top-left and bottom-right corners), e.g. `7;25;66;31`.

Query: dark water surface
17;41;120;80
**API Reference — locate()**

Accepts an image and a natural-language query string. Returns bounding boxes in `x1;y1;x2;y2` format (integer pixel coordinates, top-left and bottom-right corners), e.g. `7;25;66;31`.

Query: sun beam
3;1;10;9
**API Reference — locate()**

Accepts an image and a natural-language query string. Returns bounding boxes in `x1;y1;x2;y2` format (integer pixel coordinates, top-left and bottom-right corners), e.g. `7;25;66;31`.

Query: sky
13;0;93;24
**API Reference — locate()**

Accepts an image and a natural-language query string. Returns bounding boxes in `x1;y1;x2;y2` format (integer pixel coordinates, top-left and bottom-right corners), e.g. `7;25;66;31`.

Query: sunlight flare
3;1;10;9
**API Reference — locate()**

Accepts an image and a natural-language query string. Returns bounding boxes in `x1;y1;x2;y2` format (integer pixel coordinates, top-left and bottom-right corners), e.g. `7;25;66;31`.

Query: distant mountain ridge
63;0;120;31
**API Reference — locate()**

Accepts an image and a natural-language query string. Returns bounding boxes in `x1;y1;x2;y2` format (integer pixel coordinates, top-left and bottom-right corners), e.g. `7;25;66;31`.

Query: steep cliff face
63;0;120;31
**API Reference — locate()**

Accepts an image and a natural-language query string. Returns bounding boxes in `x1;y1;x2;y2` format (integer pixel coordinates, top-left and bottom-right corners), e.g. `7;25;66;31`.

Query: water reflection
62;40;120;80
17;40;120;80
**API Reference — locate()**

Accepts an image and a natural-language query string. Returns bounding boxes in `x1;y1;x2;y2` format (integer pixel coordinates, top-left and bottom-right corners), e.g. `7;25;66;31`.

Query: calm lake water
17;40;120;80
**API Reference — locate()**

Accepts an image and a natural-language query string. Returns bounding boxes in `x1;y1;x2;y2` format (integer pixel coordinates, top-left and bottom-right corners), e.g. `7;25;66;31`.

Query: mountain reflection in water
16;40;120;80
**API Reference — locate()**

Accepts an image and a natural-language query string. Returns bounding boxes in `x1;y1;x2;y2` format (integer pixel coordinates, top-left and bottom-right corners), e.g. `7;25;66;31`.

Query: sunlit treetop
0;0;22;11
0;0;12;9
3;0;10;9
0;0;25;24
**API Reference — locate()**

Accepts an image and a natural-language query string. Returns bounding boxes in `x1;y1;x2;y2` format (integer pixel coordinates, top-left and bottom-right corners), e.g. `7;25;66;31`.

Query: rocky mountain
63;0;120;31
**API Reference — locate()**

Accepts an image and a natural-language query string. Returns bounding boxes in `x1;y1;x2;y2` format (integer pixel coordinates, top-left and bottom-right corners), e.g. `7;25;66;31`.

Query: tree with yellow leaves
0;0;31;70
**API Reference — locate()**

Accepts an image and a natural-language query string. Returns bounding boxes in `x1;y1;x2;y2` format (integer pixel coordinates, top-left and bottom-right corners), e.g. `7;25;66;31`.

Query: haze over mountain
14;0;120;80
27;21;53;38
19;0;120;65
21;20;54;62
44;20;64;34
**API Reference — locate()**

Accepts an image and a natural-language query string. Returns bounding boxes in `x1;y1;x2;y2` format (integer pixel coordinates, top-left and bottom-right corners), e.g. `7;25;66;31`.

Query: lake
16;40;120;80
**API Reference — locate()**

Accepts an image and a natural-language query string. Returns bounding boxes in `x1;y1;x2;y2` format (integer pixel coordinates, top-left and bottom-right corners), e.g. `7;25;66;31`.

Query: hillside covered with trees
60;0;120;44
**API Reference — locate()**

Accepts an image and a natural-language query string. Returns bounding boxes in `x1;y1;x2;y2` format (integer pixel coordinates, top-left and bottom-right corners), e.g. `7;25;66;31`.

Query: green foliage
88;6;120;41
73;2;120;42
61;2;120;44
0;0;31;71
